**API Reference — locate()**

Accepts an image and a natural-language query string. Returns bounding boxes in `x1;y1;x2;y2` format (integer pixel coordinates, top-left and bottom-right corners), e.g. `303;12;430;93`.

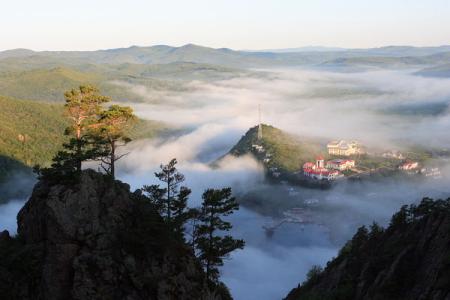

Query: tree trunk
76;126;82;172
167;180;171;221
206;209;214;282
110;141;115;178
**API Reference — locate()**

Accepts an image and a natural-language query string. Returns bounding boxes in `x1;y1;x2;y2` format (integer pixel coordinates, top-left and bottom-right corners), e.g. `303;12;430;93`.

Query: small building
303;168;340;181
326;159;355;171
272;171;281;178
252;144;265;153
382;150;405;160
303;157;341;181
399;161;419;170
327;140;363;156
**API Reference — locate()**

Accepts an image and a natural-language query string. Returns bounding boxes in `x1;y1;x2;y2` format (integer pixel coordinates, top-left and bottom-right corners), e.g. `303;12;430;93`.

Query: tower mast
258;104;263;140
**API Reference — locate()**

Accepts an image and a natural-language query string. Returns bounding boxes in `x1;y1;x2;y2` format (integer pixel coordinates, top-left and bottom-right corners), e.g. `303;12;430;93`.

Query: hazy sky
1;0;449;51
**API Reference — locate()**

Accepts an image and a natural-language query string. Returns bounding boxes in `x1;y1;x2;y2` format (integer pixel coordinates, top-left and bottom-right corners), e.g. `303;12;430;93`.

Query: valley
1;44;450;300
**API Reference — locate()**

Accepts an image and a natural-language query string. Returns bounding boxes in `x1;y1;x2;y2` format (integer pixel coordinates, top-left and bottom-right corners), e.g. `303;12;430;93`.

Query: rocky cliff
285;198;450;300
0;170;220;300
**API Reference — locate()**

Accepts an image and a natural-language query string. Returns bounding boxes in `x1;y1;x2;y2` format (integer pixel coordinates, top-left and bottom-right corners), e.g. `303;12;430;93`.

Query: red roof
316;155;324;160
304;168;338;176
303;162;315;169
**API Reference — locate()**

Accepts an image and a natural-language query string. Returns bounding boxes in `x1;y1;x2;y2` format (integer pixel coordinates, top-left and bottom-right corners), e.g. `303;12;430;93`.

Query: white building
326;159;355;171
303;157;341;181
399;161;419;170
327;140;363;156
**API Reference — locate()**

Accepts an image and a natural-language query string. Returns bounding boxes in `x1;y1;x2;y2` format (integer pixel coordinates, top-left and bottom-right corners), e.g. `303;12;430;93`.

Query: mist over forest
90;68;450;299
1;48;450;299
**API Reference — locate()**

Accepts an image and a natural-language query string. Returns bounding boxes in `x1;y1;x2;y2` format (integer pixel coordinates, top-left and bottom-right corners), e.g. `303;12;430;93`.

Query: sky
1;0;449;51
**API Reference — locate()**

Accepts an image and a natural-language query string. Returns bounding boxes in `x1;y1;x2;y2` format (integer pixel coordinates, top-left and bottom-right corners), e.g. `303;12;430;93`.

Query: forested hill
228;124;324;172
2;44;450;68
285;198;450;300
0;95;167;182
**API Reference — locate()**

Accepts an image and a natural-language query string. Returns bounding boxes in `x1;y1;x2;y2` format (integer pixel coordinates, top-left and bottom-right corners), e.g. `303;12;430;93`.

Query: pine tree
96;105;136;178
142;158;191;237
195;188;245;283
36;85;110;180
63;85;110;173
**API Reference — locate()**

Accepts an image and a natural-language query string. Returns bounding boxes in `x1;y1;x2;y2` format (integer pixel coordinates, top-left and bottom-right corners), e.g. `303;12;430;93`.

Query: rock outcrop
0;170;212;300
285;198;450;300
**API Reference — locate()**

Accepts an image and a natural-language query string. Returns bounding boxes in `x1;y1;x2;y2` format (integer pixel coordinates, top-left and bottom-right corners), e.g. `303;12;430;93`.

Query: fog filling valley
2;68;450;300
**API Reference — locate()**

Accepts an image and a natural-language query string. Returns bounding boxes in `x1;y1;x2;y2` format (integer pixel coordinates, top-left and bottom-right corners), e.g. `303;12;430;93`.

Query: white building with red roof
303;157;341;181
399;161;419;170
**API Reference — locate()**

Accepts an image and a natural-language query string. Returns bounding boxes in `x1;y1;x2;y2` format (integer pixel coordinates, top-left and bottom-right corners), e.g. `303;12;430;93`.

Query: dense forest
285;198;450;300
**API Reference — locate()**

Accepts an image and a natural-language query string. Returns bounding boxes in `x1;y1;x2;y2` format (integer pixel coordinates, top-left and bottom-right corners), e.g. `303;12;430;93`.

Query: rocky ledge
0;170;211;300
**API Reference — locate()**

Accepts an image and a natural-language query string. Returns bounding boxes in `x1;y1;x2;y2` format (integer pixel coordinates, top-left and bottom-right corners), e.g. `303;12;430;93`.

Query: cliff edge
0;170;212;300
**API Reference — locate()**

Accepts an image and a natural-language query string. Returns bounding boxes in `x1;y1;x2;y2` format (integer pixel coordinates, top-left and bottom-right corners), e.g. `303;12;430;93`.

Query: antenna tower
258;104;263;140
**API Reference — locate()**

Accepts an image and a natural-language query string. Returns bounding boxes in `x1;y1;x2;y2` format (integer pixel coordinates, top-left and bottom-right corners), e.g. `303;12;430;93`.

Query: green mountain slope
0;96;68;167
0;95;166;175
229;124;325;172
0;67;101;101
0;62;249;103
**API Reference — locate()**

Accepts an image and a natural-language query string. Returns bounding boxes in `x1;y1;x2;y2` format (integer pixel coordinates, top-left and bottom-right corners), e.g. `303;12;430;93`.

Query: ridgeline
285;198;450;300
229;124;325;173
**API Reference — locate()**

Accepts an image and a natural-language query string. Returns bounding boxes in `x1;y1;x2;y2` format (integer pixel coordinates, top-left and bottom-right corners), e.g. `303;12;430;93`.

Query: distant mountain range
1;44;450;70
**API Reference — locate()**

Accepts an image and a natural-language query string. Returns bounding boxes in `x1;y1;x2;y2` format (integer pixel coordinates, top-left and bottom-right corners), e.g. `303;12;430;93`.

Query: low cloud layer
115;68;450;299
0;200;25;235
1;67;450;300
124;68;450;149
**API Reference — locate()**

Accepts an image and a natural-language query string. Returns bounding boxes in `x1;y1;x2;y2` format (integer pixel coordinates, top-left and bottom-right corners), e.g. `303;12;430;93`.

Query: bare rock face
285;198;450;300
2;170;207;300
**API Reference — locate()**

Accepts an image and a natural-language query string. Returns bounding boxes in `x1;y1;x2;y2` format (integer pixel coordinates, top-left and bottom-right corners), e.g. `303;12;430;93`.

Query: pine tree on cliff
36;85;110;180
63;85;110;172
142;158;192;237
96;105;136;178
194;188;245;284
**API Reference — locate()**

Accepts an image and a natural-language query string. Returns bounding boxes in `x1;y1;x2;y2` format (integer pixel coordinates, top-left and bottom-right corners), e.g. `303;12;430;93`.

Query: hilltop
285;198;450;300
229;124;325;173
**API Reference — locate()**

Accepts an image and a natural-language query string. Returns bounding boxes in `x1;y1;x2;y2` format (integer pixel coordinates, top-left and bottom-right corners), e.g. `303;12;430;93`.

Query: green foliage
139;160;245;287
389;205;412;229
0;96;68;170
117;190;177;258
0;67;101;101
306;265;323;283
96;104;136;178
141;158;192;238
0;95;166;182
288;197;450;300
38;85;111;179
194;188;245;283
